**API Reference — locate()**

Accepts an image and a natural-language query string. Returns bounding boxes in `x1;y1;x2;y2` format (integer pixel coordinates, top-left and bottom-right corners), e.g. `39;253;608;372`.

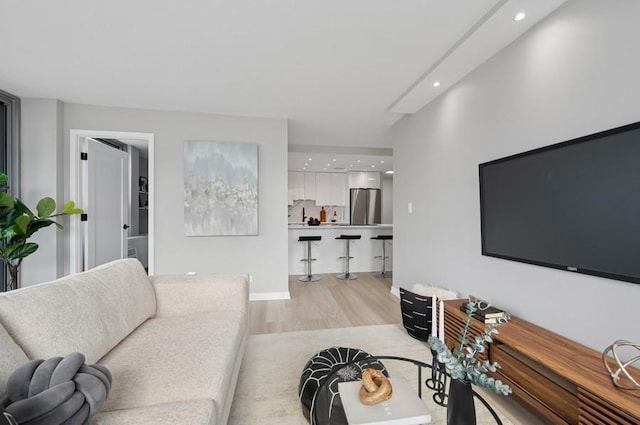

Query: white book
338;377;432;425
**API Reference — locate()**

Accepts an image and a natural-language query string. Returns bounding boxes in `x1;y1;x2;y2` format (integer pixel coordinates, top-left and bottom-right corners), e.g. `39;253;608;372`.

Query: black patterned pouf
298;347;387;425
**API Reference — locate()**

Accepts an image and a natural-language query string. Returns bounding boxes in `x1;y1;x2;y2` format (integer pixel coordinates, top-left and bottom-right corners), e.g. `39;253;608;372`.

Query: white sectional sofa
0;259;249;425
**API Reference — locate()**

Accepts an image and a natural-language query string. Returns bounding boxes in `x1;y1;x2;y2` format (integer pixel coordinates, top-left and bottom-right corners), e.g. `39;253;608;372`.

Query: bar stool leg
299;240;320;282
374;240;392;277
337;240;358;280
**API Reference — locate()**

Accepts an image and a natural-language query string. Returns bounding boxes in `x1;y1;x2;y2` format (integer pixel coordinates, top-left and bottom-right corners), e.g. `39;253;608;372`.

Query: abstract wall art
184;140;258;236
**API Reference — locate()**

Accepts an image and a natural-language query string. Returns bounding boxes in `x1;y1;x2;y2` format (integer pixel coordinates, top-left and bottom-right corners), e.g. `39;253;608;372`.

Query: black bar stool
335;235;361;280
371;235;392;277
298;236;322;282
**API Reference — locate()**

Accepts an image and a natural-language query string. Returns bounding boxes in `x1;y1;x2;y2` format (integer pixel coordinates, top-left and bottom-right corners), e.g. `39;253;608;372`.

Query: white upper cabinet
348;171;381;189
314;172;347;206
330;173;347;206
288;171;305;204
304;173;316;200
289;171;305;189
315;173;331;206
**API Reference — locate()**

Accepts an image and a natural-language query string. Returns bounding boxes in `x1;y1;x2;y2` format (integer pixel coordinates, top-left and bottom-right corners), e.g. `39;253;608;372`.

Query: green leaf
14;199;34;220
0;173;8;188
0;192;14;208
14;215;30;235
25;219;56;237
7;242;38;260
0;207;19;227
63;201;84;215
36;197;56;218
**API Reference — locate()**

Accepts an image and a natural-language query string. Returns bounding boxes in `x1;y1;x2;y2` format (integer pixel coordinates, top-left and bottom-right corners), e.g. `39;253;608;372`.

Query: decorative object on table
299;346;388;425
339;377;432;425
459;296;506;324
602;340;640;390
184;140;258;236
399;284;458;406
331;211;337;222
358;368;393;405
0;173;83;291
320;206;327;223
428;300;511;425
307;217;320;226
0;352;111;425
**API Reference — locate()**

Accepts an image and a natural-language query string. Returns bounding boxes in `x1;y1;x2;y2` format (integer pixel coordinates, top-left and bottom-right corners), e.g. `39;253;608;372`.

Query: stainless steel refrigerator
350;188;381;225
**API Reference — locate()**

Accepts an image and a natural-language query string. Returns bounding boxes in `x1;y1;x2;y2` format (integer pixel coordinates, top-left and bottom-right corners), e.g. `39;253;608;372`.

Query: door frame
69;129;155;274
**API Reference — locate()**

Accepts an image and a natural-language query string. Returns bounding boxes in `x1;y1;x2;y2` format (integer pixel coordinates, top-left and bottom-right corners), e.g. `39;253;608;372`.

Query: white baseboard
250;291;291;301
389;286;400;298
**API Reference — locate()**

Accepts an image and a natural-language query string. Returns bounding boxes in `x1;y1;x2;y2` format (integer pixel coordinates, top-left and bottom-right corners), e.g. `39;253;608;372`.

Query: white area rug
228;324;515;425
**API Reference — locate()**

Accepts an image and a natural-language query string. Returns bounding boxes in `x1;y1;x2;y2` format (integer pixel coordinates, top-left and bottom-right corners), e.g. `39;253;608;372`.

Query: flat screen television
479;121;640;284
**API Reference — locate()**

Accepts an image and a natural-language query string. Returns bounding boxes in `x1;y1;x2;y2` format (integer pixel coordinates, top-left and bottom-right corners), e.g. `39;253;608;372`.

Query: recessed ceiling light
514;12;526;21
356;159;361;163
323;167;327;171
380;160;385;164
308;157;312;161
302;167;306;170
433;81;441;87
304;162;308;166
371;165;375;168
349;164;353;167
332;158;337;162
385;170;394;175
327;163;331;167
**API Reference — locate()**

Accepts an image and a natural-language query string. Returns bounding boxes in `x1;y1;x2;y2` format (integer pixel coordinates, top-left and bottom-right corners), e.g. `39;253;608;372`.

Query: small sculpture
358;368;393;405
602;340;640;390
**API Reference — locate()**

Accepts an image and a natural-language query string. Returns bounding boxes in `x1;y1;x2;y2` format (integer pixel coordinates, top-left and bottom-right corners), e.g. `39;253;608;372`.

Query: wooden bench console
443;299;640;425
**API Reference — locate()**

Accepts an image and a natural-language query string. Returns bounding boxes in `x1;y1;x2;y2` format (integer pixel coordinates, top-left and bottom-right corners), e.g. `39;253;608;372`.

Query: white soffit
389;0;568;114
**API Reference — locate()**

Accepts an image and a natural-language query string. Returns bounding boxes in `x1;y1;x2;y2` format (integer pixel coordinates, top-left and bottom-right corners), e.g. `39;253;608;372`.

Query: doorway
69;130;155;274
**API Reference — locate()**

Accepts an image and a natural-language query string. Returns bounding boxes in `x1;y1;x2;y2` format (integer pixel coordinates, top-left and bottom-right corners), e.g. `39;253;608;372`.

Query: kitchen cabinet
348;171;380;189
330;173;347;206
314;172;347;206
288;172;304;204
315;173;331;206
289;171;305;189
304;173;316;200
288;171;315;203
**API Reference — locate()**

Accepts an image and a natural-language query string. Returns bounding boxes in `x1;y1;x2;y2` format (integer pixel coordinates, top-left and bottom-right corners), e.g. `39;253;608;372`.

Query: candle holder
425;348;449;406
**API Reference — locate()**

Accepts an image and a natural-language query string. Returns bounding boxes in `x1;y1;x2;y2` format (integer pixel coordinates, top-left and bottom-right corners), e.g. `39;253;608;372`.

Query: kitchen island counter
288;224;392;275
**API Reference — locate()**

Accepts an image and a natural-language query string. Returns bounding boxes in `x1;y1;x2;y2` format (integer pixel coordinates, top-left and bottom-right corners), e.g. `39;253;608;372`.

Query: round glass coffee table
310;354;504;425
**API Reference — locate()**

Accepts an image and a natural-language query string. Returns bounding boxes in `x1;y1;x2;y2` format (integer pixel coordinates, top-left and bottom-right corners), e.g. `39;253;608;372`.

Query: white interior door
81;137;129;270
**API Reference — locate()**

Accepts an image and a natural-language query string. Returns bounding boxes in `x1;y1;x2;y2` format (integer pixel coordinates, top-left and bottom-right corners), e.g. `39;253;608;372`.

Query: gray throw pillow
0;352;111;425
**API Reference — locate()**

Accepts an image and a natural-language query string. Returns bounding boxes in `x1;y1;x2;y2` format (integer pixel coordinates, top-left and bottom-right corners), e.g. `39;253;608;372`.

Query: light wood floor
248;273;545;425
249;272;401;335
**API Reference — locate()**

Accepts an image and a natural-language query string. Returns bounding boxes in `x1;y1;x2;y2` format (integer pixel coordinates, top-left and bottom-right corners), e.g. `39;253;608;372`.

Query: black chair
335;235;361;280
370;235;392;277
298;236;322;282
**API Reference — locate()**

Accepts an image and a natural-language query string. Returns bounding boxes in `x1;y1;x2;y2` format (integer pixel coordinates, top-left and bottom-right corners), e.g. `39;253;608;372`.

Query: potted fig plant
428;300;511;425
0;173;83;291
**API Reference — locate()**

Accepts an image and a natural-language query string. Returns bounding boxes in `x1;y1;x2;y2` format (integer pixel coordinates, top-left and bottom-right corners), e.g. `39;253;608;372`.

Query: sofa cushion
98;311;246;423
0;259;156;364
92;399;215;425
0;324;29;394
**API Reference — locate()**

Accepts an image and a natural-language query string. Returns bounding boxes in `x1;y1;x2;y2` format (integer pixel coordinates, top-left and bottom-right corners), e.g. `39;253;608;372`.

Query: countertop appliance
350;188;381;225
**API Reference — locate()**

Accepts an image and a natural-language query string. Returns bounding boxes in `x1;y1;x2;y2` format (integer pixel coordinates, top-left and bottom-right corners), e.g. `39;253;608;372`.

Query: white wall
392;0;640;351
60;103;289;297
20;99;66;286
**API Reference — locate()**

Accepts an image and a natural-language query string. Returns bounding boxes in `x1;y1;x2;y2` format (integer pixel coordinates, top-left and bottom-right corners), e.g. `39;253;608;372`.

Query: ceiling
0;0;566;169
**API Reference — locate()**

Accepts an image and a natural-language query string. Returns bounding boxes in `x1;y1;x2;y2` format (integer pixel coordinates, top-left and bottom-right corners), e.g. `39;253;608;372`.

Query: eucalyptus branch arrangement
428;300;512;395
0;173;83;291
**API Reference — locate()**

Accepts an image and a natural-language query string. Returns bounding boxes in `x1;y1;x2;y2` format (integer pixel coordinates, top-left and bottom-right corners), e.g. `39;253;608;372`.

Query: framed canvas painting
184;140;258;236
